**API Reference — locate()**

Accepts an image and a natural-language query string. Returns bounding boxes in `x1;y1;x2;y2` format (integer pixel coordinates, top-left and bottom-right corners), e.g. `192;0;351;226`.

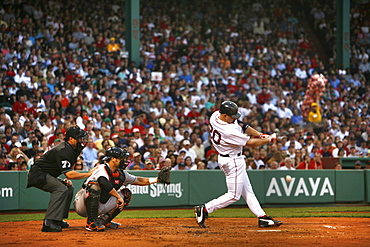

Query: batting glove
259;133;269;139
268;133;277;143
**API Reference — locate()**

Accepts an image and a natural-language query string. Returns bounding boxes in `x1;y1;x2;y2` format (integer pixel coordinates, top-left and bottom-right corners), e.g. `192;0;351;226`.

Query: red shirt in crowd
12;101;28;114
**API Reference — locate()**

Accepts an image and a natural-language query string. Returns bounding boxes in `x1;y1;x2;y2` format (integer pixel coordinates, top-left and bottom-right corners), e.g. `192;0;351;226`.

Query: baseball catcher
74;147;171;231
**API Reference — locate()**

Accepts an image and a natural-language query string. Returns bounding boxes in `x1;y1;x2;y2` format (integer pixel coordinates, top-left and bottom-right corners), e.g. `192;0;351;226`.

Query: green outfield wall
0;170;369;211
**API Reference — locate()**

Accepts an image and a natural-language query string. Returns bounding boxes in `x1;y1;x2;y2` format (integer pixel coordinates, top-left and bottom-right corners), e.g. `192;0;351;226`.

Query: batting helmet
219;101;241;119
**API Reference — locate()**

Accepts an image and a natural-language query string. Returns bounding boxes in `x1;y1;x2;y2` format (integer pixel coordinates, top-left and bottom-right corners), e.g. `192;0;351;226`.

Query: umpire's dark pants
38;174;74;221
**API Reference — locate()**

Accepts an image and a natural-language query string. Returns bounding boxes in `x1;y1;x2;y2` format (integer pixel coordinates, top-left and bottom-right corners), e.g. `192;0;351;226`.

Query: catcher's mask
103;147;130;169
65;125;89;149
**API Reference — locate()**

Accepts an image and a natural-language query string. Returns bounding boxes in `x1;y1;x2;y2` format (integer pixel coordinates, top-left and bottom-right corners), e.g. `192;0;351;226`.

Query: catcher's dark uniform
27;141;80;223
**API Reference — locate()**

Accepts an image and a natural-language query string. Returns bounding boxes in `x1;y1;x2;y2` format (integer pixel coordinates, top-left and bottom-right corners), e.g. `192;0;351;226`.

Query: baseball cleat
258;215;282;228
194;205;208;228
86;219;105;232
104;221;121;229
41;219;62;232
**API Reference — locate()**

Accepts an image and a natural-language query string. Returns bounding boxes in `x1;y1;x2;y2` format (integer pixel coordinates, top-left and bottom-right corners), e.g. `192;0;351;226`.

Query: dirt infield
1;217;369;246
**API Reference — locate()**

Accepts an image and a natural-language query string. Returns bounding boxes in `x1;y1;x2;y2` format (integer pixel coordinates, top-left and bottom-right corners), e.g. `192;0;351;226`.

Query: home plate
323;225;337;229
250;230;282;232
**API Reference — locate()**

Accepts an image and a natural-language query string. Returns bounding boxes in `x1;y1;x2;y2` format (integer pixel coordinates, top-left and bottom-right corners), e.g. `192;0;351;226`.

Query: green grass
0;206;369;223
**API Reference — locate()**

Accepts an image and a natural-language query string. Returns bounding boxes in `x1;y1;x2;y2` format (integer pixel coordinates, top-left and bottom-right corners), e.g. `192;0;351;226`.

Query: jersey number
209;124;221;144
62;160;71;169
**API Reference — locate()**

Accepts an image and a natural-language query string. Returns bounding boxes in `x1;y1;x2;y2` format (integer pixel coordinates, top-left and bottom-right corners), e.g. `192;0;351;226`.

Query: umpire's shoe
58;220;69;229
41;219;62;232
194;205;208;228
86;219;105;232
258;215;282;228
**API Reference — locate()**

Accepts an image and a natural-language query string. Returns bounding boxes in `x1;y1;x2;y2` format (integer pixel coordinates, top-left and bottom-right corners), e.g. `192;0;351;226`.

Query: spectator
253;150;265;169
191;137;205;161
309;153;324;169
82;138;98;170
0;0;368;178
354;160;362;170
156;157;170;170
318;142;333;158
347;147;359;157
142;159;155;170
184;156;197;170
196;161;206;170
268;161;279;170
245;157;255;170
177;162;187;170
296;155;311;170
278;157;296;170
12;95;28;115
179;140;197;163
334;162;342;170
0;153;8;170
128;152;144;170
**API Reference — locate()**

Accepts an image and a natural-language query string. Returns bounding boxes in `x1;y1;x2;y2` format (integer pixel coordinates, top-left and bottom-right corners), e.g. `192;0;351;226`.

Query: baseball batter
194;101;282;228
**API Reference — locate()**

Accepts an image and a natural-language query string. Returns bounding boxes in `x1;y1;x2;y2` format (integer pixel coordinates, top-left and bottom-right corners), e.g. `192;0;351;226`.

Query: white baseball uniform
205;110;266;217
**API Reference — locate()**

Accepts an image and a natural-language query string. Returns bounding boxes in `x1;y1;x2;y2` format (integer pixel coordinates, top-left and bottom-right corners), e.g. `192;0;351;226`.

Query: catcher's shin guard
100;206;122;228
85;180;101;224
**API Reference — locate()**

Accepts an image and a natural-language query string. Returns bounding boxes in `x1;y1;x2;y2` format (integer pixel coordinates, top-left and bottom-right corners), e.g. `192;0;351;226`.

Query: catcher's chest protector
104;164;126;190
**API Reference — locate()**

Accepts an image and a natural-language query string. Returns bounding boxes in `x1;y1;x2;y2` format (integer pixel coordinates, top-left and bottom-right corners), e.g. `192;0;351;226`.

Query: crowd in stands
0;0;369;172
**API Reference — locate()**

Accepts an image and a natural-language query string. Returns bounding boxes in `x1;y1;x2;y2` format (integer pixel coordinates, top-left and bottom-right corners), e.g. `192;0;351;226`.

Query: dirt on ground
0;217;369;247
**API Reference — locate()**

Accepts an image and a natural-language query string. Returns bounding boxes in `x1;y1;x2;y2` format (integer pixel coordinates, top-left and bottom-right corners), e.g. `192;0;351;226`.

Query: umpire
27;126;96;232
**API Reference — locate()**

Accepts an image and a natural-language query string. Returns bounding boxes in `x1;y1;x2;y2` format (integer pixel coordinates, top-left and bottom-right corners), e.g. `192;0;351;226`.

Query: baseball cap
132;128;140;133
133;152;141;157
159;157;166;163
355;161;362;165
311;102;318;107
183;140;190;145
111;134;119;139
16;154;24;159
14;142;22;148
145;159;153;165
119;128;125;132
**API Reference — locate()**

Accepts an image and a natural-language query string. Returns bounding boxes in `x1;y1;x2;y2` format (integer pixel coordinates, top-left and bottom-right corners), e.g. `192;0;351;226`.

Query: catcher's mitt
157;167;171;185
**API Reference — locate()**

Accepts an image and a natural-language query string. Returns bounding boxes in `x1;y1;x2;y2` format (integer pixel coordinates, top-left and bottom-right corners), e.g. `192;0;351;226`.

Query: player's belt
219;153;241;157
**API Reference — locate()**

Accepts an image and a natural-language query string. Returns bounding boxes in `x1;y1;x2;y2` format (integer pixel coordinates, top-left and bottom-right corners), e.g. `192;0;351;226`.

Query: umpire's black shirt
34;142;79;177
